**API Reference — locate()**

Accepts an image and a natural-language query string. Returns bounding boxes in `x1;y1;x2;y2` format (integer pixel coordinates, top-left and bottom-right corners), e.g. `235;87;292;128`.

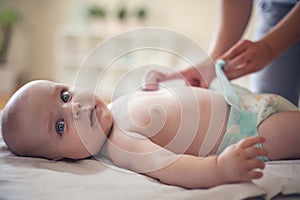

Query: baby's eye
61;91;70;103
56;120;65;135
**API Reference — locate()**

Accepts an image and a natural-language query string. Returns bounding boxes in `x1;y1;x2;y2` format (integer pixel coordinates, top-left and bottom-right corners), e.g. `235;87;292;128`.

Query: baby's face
16;80;113;160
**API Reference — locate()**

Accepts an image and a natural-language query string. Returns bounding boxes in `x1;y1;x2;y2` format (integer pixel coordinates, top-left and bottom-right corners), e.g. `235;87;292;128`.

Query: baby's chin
99;108;113;135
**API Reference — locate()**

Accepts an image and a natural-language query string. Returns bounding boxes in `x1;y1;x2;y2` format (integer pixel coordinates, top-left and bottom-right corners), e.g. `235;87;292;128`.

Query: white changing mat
1;111;300;200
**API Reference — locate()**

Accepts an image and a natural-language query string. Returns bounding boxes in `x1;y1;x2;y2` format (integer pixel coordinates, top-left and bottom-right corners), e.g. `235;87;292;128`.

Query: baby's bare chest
113;89;227;155
111;89;215;154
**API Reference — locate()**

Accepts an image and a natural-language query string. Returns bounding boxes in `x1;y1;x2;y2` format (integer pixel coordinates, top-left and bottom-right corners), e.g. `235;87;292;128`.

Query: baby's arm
148;136;267;188
106;128;267;189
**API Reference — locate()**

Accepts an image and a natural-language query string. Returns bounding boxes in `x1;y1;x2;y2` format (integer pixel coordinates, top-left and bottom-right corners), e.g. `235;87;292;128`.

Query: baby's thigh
258;111;300;160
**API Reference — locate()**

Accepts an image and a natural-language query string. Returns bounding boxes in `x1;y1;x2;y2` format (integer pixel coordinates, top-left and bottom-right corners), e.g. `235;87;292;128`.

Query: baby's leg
258;111;300;160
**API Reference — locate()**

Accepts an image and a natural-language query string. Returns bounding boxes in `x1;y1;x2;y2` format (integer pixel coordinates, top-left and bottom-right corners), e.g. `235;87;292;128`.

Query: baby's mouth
90;106;97;127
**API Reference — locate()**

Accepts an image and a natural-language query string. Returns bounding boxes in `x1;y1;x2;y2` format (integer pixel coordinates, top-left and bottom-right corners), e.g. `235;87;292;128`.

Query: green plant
87;4;107;19
0;8;21;64
117;6;127;21
136;8;147;21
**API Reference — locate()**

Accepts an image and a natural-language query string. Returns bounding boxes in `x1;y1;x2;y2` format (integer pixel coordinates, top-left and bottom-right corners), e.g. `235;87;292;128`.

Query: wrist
195;59;216;86
215;155;228;184
259;39;274;59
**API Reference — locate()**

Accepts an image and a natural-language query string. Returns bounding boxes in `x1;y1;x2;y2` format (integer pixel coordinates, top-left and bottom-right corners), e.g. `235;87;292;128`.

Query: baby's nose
71;102;82;119
71;103;93;119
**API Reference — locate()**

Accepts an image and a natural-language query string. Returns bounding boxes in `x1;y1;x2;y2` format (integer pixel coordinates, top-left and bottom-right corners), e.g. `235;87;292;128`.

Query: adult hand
217;136;268;183
142;70;183;91
220;39;273;80
142;59;215;91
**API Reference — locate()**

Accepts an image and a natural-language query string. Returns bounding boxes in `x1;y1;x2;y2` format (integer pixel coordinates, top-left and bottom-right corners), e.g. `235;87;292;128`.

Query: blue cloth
252;0;300;106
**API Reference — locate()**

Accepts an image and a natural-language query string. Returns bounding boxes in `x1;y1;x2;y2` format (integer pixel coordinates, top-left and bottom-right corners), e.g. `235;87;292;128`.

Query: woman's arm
209;0;253;60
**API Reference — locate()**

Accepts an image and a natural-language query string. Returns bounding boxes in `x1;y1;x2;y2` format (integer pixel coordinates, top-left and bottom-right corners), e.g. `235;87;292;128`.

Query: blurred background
0;0;257;107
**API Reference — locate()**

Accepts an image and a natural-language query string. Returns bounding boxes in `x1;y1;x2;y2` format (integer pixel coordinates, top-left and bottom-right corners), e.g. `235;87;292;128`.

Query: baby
1;62;300;189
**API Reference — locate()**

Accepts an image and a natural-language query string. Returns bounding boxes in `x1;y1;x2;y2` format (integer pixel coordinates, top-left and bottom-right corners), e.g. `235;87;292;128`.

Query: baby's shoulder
104;125;147;162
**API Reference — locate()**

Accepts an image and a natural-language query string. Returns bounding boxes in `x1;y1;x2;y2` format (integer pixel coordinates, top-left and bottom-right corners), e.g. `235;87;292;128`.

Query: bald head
1;80;58;158
1;98;23;155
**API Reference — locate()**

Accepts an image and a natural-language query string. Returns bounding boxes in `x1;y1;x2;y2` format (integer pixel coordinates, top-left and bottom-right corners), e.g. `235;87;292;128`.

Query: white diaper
213;60;298;161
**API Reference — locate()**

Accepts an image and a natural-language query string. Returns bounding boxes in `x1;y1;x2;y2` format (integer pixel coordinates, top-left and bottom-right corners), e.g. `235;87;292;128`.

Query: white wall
0;0;257;83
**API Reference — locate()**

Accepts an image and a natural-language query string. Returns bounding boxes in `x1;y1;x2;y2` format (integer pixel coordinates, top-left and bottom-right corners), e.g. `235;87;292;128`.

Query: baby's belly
124;87;229;157
147;105;229;157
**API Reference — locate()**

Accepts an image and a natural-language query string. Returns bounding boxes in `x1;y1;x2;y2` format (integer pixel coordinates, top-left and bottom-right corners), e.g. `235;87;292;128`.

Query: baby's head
1;80;113;160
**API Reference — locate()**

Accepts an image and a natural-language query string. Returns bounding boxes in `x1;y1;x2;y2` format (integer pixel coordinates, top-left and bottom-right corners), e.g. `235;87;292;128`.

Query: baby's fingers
242;160;265;181
245;146;268;159
239;136;266;148
247;159;265;170
247;170;264;180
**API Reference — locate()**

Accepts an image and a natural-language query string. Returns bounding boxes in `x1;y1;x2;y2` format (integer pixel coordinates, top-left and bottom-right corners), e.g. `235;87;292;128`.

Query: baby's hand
217;136;268;183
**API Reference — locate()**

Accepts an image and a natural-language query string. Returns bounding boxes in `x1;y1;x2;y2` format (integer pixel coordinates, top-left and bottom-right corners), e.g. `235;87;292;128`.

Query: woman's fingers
225;63;248;80
142;70;190;91
142;70;167;91
221;40;249;62
224;51;250;72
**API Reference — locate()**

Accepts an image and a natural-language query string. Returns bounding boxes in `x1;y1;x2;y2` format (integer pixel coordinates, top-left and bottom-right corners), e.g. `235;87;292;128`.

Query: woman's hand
220;39;273;80
142;70;183;91
217;136;268;183
142;59;215;91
